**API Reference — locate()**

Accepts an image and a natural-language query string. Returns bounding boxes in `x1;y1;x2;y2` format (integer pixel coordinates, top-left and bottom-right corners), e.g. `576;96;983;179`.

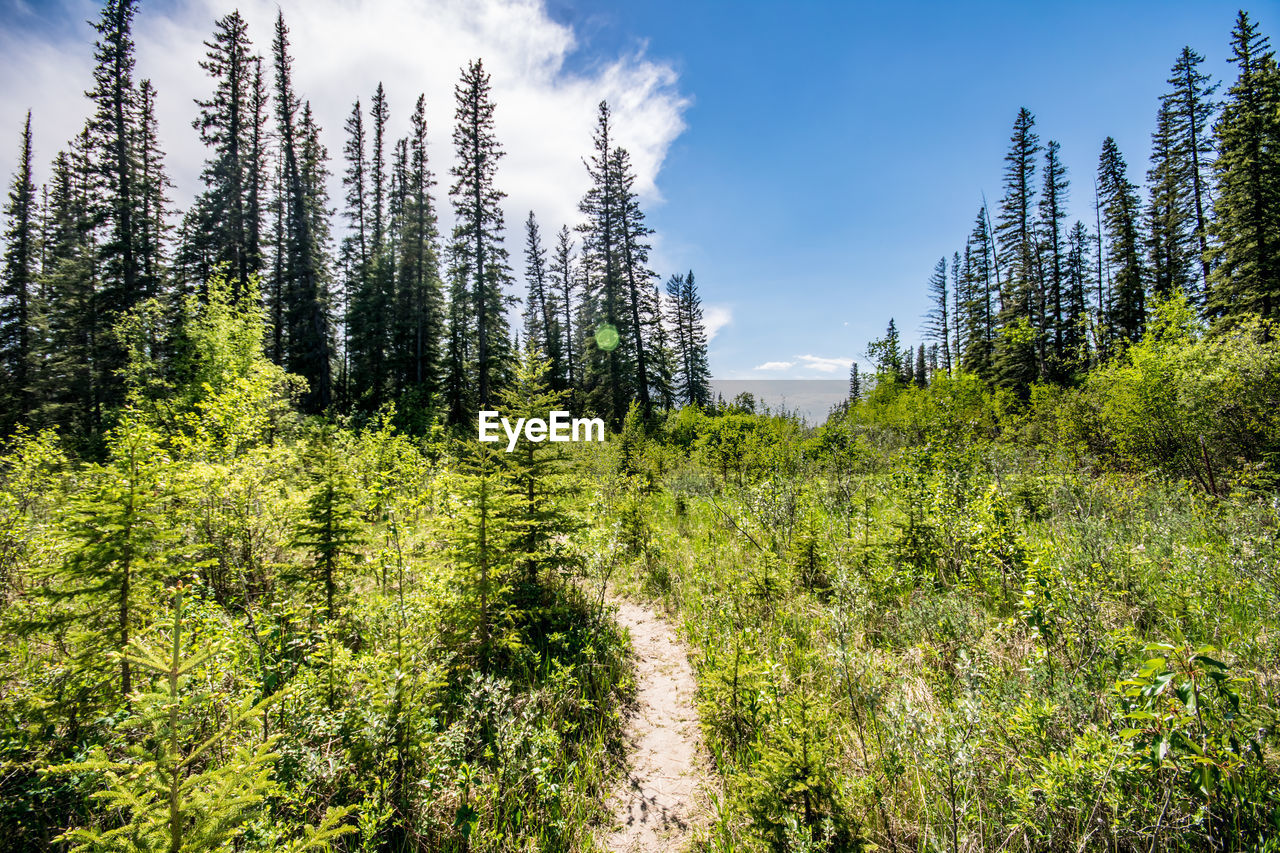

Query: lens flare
594;323;620;352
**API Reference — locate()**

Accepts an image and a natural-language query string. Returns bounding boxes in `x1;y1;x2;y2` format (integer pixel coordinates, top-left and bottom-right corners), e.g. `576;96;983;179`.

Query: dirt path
599;598;707;852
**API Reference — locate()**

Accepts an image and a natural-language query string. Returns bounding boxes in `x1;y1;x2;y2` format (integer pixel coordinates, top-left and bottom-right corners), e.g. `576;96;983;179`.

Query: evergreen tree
393;94;444;403
57;414;174;697
265;152;286;366
1039;139;1069;376
924;257;950;374
1208;11;1280;321
612;145;655;418
647;290;678;411
449;59;511;412
54;586;296;853
521;211;563;387
963;206;996;379
443;252;472;425
1;113;38;427
577;101;631;424
370;83;389;252
134;80;169;310
87;0;148;410
1164;45;1219;294
848;361;860;400
994;108;1041;394
665;270;711;407
1063;220;1093;374
549;225;577;389
342;95;391;410
914;343;927;388
339;98;369;406
188;10;257;298
271;12;332;412
442;441;518;671
245;57;268;292
1147;99;1197;301
497;346;578;586
293;431;360;621
38;133;102;434
865;318;902;382
1098;136;1147;342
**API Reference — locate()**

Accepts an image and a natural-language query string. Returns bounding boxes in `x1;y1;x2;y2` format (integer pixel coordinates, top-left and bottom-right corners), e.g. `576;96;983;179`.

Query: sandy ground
598;598;707;853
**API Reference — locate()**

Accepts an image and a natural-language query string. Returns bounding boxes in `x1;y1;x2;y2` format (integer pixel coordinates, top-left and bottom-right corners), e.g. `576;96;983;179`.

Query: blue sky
544;0;1274;376
1;0;1275;378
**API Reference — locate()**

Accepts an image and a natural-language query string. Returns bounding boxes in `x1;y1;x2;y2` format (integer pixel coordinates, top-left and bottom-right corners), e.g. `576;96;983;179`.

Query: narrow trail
599;597;708;853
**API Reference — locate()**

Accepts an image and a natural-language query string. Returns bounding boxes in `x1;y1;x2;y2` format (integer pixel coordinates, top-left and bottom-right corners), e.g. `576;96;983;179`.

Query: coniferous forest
2;2;1280;851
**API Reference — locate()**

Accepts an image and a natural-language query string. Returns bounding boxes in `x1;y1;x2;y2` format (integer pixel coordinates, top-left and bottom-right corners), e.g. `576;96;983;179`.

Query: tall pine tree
1208;11;1280;321
449;59;511;413
272;12;332;412
1;113;38;427
1097;136;1146;343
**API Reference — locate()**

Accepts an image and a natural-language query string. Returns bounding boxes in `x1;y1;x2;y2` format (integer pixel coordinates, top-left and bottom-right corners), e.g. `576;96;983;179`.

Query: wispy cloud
704;304;731;341
796;354;852;373
749;354;852;375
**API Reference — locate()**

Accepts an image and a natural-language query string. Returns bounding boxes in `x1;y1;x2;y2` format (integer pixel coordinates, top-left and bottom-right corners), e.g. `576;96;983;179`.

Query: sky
1;0;1276;378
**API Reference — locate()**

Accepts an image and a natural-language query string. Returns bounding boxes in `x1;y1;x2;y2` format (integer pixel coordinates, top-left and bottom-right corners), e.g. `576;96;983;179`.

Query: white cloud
796;354;852;373
0;0;688;273
704;304;731;341
753;360;794;371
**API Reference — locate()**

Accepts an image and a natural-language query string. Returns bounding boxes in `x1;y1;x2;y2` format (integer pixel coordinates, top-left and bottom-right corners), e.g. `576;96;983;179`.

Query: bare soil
598;598;708;852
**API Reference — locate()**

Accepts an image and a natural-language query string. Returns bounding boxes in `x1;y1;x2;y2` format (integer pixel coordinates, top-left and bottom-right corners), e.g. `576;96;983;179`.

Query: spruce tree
1063;221;1093;374
443;441;518;671
612;145;655;418
87;0;147;411
135;80;170;308
393;94;444;404
950;250;964;375
271;12;332;412
54;586;294;853
1208;11;1280;321
57;414;174;697
963;206;996;379
1147;99;1197;302
1;113;38;428
1039;140;1069;376
449;59;511;412
343;96;390;410
549;225;577;389
865;319;902;382
293;431;360;622
497;346;578;586
647;290;678;411
370;83;389;252
1164;46;1219;294
664;270;710;407
577;101;631;424
924;257;950;374
189;10;257;298
1097;136;1147;343
38;133;102;434
994;108;1041;394
521;211;563;387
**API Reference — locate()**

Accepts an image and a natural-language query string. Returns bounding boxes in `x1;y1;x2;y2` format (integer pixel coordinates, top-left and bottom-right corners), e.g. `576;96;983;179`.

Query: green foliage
53;412;177;698
292;429;361;621
1063;295;1280;492
50;586;295;853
